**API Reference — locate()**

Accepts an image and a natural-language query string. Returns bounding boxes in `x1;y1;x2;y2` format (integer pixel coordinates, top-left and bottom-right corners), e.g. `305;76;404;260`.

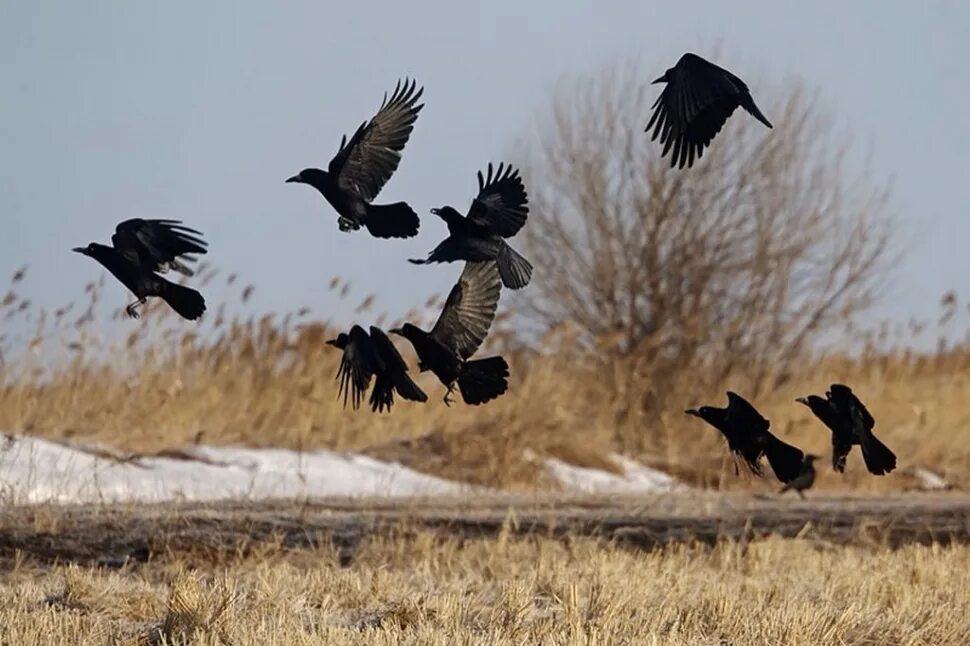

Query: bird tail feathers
860;434;896;475
457;356;509;405
159;280;206;321
496;244;532;290
762;436;804;484
364;202;420;239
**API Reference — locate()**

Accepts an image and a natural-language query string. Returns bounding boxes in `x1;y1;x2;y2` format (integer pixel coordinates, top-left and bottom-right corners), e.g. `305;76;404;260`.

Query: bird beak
324;338;338;347
430;208;440;215
794;397;809;406
388;328;404;336
684;409;701;418
651;74;666;84
72;247;88;255
285;175;301;184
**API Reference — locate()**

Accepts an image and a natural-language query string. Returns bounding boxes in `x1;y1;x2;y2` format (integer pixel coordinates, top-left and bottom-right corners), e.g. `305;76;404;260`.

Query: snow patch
0;435;460;504
535;451;681;494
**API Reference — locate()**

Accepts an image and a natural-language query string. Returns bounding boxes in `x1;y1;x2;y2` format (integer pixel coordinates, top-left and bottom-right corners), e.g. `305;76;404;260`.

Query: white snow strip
536;451;681;494
0;435;461;504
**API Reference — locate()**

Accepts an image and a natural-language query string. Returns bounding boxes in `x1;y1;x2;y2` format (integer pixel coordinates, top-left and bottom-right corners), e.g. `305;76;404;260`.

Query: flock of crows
687;386;897;497
69;52;894;492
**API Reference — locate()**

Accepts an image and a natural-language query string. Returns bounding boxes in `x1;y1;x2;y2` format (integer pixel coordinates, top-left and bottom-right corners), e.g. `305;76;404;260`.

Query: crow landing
325;325;427;413
391;261;509;406
797;384;897;475
778;454;819;499
410;162;532;289
685;391;804;484
72;218;208;321
286;78;423;239
646;53;773;169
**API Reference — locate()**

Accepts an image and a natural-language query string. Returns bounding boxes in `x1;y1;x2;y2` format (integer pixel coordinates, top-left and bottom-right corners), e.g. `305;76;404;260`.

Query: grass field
1;525;968;645
3;273;970;643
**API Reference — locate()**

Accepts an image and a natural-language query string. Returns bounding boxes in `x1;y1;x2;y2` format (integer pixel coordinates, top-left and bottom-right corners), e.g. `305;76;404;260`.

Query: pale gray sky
1;1;967;336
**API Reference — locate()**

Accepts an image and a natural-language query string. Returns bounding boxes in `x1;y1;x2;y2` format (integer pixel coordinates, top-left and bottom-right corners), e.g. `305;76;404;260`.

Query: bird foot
125;300;145;319
443;389;455;407
338;217;361;232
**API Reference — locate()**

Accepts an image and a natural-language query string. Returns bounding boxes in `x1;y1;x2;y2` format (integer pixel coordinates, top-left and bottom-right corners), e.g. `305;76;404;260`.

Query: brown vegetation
1;528;968;644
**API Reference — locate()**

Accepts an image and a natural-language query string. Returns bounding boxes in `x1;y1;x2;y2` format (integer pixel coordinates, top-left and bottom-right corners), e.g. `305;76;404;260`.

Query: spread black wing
467;163;529;238
646;53;757;169
369;326;427;412
328;78;424;202
430;261;502;360
334;325;384;410
111;218;208;275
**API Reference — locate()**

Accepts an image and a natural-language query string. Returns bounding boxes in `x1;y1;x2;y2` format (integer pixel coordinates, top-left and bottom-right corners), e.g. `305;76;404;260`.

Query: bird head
684;406;714;419
72;243;96;256
389;323;420;341
430;206;463;224
285;168;328;187
325;333;349;350
652;69;671;84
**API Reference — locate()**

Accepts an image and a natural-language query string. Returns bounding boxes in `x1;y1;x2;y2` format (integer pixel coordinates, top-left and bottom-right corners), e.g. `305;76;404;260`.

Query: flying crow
646;53;772;169
72;218;208;320
391;261;509;405
410;162;532;289
797;384;896;475
326;325;427;413
686;391;804;483
286;78;423;238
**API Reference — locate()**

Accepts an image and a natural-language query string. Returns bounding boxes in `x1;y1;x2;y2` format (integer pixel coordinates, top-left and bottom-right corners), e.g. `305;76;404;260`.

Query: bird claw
125;300;145;319
443;389;454;407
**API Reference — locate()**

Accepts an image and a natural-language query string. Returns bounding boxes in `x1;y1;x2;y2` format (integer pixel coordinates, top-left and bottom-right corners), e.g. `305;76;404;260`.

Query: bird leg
125;298;147;319
797;490;805;500
442;384;456;407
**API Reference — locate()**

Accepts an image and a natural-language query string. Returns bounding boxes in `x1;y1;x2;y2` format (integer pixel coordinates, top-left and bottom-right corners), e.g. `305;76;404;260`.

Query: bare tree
515;63;894;390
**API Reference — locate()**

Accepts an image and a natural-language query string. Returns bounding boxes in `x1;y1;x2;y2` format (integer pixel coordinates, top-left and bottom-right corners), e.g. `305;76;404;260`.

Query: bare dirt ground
2;491;968;569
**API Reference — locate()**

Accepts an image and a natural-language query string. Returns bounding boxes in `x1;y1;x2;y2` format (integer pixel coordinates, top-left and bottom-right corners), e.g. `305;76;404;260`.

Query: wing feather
328;79;424;202
111;218;208;275
466;163;529;238
430;261;502;360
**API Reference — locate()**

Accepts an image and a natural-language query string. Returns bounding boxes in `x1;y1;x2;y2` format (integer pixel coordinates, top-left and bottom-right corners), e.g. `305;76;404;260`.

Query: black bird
797;384;896;475
409;163;532;289
778;454;819;498
391;261;509;405
646;53;773;169
72;219;208;320
325;325;427;413
795;394;854;473
685;391;804;484
286;79;423;239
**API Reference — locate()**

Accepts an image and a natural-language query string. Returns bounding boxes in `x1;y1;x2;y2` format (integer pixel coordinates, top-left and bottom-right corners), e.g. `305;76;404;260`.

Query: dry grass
2;268;970;492
0;531;968;644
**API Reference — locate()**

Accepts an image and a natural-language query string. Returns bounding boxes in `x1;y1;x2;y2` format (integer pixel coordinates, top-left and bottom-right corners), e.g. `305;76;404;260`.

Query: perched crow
391;261;509;405
797;384;896;475
685;391;804;483
73;219;208;320
778;454;819;498
286;79;423;239
410;163;532;289
326;325;427;413
646;53;773;169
